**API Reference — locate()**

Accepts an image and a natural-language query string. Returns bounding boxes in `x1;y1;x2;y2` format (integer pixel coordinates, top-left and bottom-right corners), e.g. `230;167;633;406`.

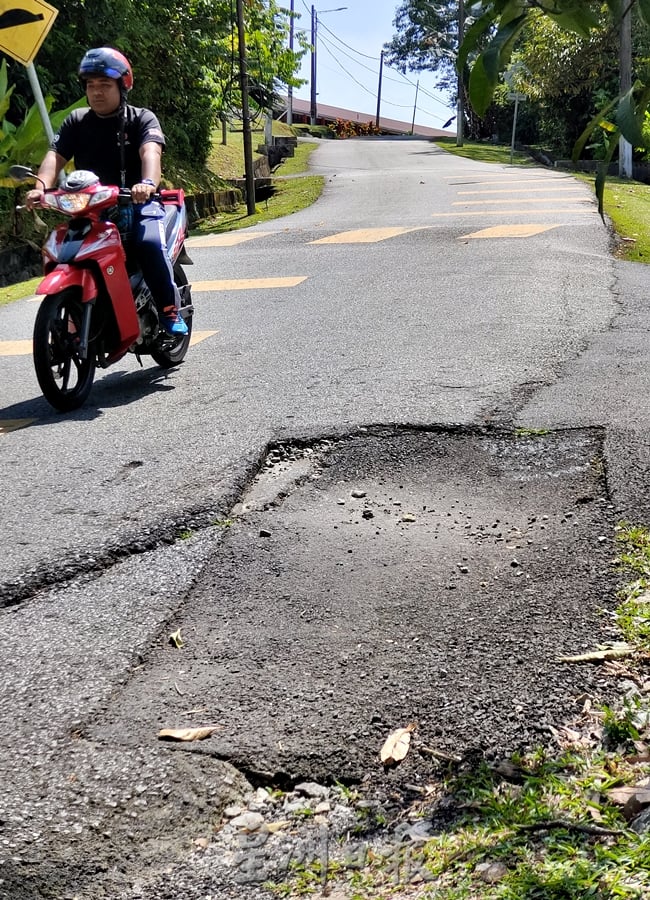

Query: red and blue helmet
78;48;133;91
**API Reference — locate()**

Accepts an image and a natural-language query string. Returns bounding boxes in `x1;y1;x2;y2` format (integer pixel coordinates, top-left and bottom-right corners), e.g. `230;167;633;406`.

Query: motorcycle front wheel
150;264;193;369
33;290;96;412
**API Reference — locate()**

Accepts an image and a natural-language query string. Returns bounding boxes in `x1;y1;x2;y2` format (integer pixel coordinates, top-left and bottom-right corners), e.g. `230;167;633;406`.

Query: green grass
192;140;323;234
435;135;536;167
0;275;40;306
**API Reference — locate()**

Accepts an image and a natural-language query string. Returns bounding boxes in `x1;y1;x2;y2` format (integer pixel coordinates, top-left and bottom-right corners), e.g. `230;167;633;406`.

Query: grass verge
192;140;323;235
267;523;650;899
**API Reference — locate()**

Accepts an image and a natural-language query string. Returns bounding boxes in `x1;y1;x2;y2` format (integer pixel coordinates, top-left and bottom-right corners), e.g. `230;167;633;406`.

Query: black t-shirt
51;105;165;188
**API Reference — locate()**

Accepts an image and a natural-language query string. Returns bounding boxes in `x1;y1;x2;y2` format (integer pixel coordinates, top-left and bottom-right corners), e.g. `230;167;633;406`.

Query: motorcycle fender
36;266;98;303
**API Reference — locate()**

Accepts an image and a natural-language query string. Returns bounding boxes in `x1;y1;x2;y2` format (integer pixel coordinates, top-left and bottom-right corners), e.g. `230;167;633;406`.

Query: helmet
78;47;133;91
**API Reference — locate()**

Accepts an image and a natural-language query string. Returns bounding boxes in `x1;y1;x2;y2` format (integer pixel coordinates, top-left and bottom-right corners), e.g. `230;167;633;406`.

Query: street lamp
310;5;347;126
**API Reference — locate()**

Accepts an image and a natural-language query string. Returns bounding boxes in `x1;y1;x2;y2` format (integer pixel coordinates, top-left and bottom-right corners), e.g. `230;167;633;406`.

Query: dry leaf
158;726;219;742
380;722;417;765
169;628;184;649
266;820;289;833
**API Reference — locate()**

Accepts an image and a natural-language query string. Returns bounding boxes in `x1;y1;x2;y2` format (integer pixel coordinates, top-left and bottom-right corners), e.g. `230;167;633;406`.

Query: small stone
362;509;374;519
294;781;329;800
337;499;346;505
401;513;416;523
314;801;331;814
259;528;272;538
229;811;266;832
476;861;508;883
351;489;366;499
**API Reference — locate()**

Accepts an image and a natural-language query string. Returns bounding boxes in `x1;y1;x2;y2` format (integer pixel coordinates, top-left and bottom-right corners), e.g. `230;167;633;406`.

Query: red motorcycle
11;165;193;412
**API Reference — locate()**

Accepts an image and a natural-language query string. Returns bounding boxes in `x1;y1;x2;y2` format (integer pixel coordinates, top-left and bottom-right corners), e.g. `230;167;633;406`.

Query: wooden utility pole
236;0;256;214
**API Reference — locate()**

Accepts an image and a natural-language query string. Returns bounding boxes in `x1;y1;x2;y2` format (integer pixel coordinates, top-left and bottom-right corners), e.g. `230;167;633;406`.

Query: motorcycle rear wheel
150;264;193;368
33;290;96;412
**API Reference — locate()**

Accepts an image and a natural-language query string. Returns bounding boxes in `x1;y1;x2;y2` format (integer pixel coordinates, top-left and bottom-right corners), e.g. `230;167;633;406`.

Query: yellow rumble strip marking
452;197;592;206
0;419;35;435
189;330;218;346
456;187;585;195
192;276;307;291
310;227;421;244
460;224;561;239
431;208;592;218
0;339;32;356
187;232;270;248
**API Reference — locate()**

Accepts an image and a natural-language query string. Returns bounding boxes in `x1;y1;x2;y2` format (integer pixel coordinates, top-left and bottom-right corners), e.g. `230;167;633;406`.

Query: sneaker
160;305;188;336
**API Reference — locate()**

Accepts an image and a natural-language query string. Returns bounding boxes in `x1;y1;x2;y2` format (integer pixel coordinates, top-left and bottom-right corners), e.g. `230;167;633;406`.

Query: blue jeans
125;201;180;311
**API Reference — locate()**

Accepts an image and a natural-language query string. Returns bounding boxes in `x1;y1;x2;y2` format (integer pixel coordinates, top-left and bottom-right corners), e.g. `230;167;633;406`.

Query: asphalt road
2;138;650;898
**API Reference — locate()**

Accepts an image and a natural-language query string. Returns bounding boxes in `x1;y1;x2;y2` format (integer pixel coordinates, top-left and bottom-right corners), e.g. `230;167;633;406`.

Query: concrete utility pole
310;6;347;126
310;5;317;125
411;79;419;134
456;0;465;147
376;50;384;128
619;0;633;178
236;0;256;214
287;0;294;125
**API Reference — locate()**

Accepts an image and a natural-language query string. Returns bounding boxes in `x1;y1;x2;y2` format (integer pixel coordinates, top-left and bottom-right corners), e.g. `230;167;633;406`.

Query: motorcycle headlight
57;193;91;213
89;188;114;207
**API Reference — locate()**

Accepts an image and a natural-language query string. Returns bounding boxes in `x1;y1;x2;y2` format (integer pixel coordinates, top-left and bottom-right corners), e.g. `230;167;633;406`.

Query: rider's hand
25;189;44;210
131;181;156;203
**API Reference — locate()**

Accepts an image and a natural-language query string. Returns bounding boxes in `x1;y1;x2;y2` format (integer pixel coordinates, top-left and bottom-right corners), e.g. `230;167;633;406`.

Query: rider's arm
25;150;67;208
131;141;163;202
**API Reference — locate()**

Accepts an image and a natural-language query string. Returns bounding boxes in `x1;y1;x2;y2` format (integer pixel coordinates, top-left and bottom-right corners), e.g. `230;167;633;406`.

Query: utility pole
376;50;384;129
411;80;419;135
236;0;256;214
456;0;465;147
619;0;633;178
310;5;317;125
287;0;294;125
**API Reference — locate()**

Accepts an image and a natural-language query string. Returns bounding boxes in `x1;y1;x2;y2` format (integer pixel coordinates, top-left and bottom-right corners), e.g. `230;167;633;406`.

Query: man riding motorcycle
26;47;188;336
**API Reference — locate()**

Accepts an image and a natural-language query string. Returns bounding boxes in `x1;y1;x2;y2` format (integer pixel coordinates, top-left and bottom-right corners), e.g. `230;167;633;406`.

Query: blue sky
289;0;455;131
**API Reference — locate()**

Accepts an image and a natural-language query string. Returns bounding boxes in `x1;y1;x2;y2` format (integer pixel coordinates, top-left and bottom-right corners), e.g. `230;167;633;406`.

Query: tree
383;0;503;139
460;0;650;204
2;0;305;170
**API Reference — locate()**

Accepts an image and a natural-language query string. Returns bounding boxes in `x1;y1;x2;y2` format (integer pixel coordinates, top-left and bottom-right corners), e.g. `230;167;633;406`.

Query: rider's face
85;77;121;115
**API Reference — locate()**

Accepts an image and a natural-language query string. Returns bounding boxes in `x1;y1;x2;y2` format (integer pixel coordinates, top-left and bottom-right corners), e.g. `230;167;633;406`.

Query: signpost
507;91;526;164
0;0;58;145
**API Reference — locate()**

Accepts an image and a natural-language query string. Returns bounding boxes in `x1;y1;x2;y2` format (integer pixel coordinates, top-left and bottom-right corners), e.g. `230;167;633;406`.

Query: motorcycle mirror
9;165;36;182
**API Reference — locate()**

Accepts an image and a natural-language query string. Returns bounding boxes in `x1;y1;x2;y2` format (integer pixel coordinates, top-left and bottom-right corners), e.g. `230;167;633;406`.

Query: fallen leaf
558;643;635;663
380;722;417;765
169;628;184;649
158;726;219;742
266;820;289;833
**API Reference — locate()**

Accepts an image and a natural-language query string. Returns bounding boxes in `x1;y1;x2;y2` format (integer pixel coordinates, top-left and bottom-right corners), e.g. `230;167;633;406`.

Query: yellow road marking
431;208;592;218
192;276;307;291
0;332;217;358
190;329;218;346
452;197;592;206
448;178;574;185
456;187;585;195
0;339;31;356
187;232;270;247
0;419;35;435
310;227;421;244
460;224;561;239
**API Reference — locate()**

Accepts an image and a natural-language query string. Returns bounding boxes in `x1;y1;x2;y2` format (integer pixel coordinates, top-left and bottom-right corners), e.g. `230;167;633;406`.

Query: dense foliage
385;0;650;165
2;0;305;170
